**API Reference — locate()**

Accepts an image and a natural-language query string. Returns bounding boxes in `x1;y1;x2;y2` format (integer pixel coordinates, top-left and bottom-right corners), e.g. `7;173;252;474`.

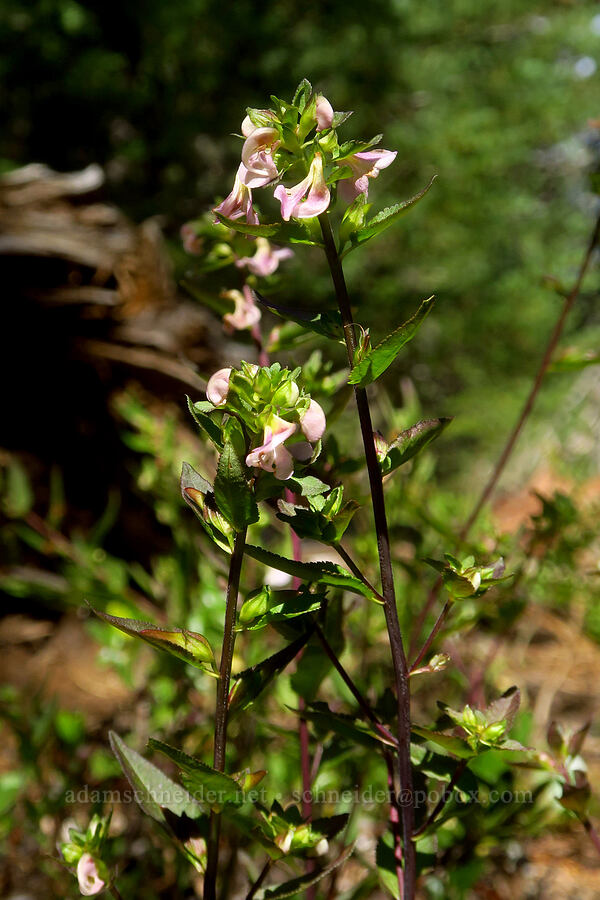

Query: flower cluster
205;362;326;480
60;814;111;896
213;81;397;225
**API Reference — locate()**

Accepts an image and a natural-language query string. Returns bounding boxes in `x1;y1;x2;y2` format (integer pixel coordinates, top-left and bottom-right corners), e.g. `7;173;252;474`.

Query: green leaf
287;475;330;497
383;418;453;474
230;631;313;711
186;395;223;449
258;844;354;899
292;77;313;110
253;290;342;341
148;739;243;810
348;296;435;387
180;462;234;553
214;213;281;238
91;607;217;674
214;438;259;531
344;176;436;254
301;701;394;749
109;732;201;822
244;544;373;598
180;460;212;498
411;726;474;759
238;585;325;630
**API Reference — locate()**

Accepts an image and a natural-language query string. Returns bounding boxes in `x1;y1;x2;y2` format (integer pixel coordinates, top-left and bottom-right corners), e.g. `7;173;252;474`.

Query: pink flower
77;853;105;896
241;127;280;188
315;95;334;132
246;416;297;480
213;164;259;225
338;149;397;203
274;154;330;221
235;237;294;276
222;285;261;332
299;399;326;442
206;367;232;405
180;223;202;255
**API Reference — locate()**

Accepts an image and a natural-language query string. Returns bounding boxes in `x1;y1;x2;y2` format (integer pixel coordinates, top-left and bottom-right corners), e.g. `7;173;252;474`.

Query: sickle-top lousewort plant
75;81;569;900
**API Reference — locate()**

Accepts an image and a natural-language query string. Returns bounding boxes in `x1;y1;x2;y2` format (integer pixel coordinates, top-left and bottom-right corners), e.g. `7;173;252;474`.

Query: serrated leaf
186;395;223;449
292;77;313;110
344;176;436;254
214;439;259;531
383;418;452;474
485;686;520;730
258;844;354;899
244;544;373;598
411;726;474;759
148;739;243;810
214;214;281;238
109;732;201;822
348;296;435;387
91;608;216;674
230;631;313;710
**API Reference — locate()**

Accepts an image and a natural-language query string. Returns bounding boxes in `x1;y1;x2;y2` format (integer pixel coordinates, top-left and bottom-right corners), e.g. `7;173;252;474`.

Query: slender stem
410;600;452;672
335;542;385;603
386;760;404;899
413;759;468;838
583;817;600;857
204;528;247;900
319;212;416;897
284;485;316;895
109;886;124;900
245;858;274;900
462;212;600;537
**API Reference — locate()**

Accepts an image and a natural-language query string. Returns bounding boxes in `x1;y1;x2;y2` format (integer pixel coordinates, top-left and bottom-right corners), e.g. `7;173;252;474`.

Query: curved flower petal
246;418;297;480
223;286;261;331
272;444;295;479
206;367;232;405
315;95;334;131
300;399;326;442
273;154;330;221
338;148;397;202
241;127;280;187
213;164;259;224
77;853;105;897
235;238;294;276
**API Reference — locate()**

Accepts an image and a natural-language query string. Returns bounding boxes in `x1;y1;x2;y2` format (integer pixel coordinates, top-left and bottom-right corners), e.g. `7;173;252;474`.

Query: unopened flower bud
315;95;334;131
77;853;105;897
206;367;232;406
373;430;388;463
299;399;326;442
